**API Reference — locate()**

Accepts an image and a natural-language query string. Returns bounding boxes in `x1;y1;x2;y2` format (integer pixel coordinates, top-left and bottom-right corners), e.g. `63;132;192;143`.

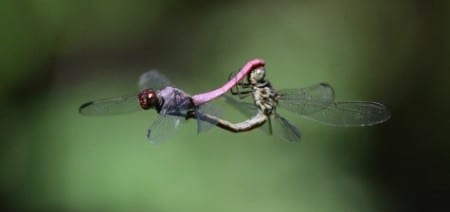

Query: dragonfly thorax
157;86;194;115
252;81;279;116
138;89;161;111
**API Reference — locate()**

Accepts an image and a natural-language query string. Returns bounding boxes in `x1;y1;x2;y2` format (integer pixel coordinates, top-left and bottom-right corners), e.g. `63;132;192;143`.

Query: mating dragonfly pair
79;59;390;143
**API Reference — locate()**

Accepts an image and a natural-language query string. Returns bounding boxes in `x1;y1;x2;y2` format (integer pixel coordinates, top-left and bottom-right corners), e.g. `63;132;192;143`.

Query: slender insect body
252;82;279;116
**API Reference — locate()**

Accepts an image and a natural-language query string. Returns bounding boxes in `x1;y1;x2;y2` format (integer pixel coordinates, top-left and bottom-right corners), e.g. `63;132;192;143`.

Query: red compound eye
138;89;159;110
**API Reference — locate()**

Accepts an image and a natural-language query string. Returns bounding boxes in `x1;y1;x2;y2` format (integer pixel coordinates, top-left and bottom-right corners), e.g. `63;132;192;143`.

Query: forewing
223;95;258;117
278;83;335;115
304;101;391;127
79;94;141;116
138;69;173;91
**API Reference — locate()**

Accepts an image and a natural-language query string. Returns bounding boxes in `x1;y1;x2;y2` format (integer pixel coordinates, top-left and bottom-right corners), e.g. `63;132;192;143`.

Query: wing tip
319;82;330;87
78;101;94;114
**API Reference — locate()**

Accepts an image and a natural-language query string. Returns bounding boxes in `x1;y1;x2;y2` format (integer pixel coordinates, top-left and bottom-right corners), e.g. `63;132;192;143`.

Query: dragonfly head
248;66;266;84
138;89;160;110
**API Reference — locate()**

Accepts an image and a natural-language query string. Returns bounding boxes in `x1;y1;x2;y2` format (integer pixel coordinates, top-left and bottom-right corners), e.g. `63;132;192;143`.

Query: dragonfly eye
138;89;159;110
249;67;266;83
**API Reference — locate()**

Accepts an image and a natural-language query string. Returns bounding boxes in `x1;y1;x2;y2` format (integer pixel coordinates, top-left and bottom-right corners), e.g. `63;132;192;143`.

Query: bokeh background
1;0;449;211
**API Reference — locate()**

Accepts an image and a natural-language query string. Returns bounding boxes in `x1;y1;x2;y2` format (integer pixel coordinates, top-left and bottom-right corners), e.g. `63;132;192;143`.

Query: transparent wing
304;101;391;127
223;95;258;117
79;94;141;116
270;113;302;143
147;114;185;144
138;69;173;91
278;83;335;115
196;103;223;133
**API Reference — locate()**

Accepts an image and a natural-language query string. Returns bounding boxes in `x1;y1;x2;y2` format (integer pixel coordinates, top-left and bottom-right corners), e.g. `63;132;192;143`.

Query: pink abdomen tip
247;58;265;69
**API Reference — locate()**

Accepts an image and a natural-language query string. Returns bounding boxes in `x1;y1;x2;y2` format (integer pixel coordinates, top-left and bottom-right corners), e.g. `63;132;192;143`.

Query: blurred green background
1;0;449;211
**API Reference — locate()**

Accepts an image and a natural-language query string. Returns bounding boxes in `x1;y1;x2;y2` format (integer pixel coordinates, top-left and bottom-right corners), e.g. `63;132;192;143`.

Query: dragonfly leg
228;72;250;87
229;72;251;96
237;92;252;99
185;98;197;120
230;85;252;99
185;110;195;120
228;72;248;87
268;116;273;135
229;79;252;99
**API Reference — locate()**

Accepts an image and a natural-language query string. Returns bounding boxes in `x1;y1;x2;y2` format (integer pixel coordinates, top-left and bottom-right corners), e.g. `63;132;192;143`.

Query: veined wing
278;83;335;115
79;94;141;116
138;69;173;91
147;114;185;144
270;113;302;143
303;101;391;127
195;103;223;134
223;95;258;117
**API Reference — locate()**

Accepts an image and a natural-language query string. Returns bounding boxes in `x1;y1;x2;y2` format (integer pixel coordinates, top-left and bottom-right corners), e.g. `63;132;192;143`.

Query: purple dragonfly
79;59;265;143
189;64;391;142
